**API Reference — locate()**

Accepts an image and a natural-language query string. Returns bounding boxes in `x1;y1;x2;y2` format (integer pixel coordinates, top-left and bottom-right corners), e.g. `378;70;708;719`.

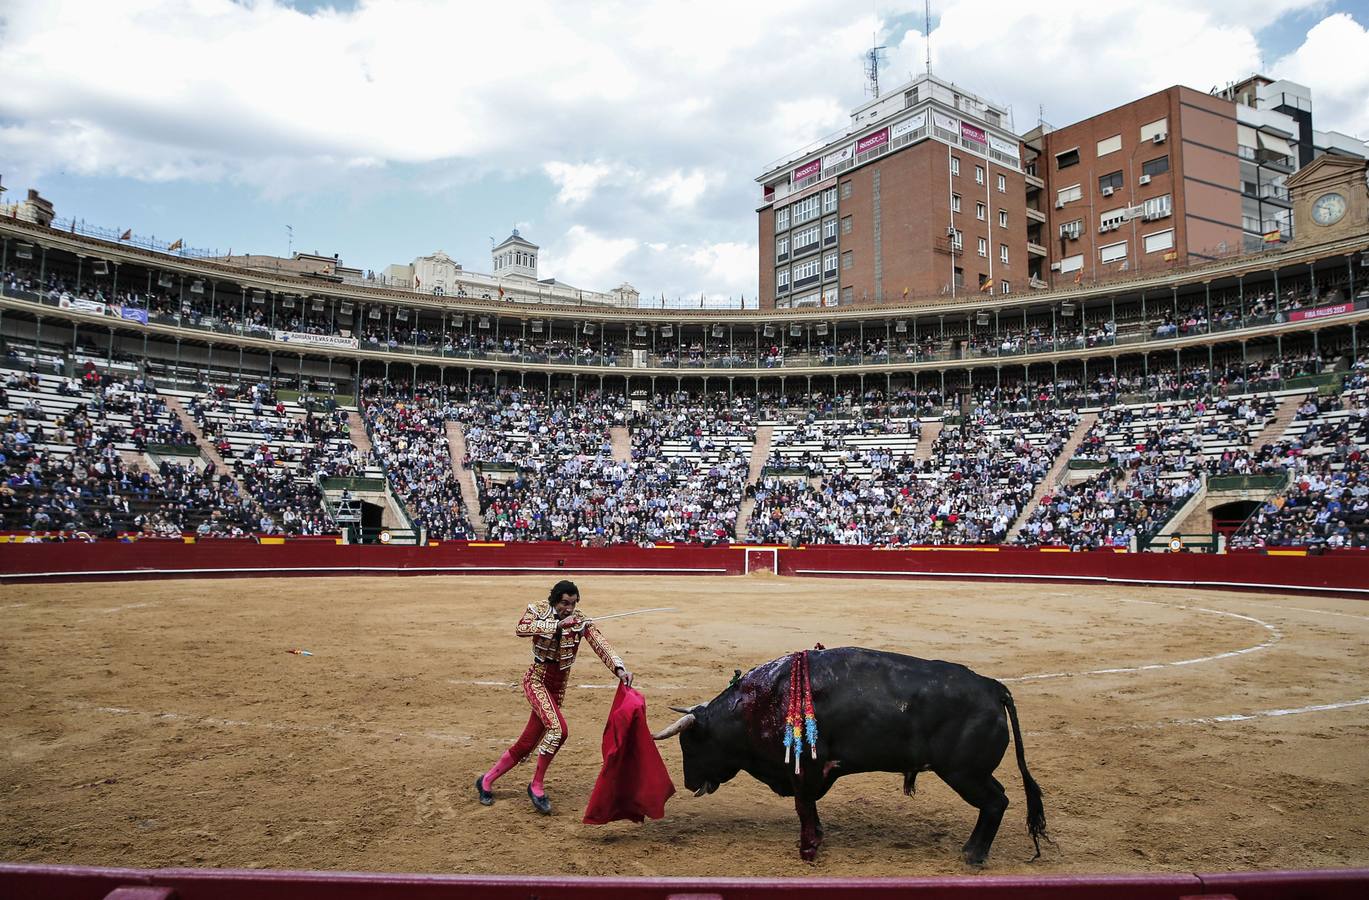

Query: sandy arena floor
2;574;1367;877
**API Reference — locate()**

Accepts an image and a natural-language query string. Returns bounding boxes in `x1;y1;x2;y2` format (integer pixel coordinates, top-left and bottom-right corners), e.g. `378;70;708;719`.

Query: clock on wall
1310;192;1347;226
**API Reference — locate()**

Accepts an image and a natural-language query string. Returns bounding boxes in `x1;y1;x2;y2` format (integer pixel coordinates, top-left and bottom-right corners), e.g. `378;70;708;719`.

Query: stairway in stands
913;420;942;463
609;425;633;464
345;410;374;457
1005;412;1098;541
733;424;775;542
1252;392;1309;449
444;421;487;538
163;395;245;492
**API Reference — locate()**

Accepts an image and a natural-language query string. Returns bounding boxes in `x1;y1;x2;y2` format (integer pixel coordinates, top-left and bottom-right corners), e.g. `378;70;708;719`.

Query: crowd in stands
361;379;475;540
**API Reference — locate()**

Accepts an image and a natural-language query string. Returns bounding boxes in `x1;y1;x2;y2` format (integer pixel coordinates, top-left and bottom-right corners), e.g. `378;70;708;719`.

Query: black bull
652;647;1048;864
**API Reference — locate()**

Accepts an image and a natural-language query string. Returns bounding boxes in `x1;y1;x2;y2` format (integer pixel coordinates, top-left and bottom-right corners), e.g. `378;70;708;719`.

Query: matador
475;580;632;814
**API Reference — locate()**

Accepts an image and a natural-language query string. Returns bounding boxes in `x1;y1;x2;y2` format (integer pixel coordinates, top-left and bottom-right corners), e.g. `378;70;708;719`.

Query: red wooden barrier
1;864;1366;900
2;542;1368;597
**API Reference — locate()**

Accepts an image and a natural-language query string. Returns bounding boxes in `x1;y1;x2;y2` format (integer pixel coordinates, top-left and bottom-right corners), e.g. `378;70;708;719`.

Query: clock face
1311;192;1347;226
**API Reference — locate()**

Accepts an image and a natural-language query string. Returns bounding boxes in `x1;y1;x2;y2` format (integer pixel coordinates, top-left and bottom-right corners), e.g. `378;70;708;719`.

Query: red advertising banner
791;159;821;182
855;128;889;154
1289;302;1353;322
960;122;987;144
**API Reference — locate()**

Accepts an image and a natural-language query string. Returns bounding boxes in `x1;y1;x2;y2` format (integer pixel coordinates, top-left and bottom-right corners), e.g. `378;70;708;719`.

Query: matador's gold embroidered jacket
516;599;623;679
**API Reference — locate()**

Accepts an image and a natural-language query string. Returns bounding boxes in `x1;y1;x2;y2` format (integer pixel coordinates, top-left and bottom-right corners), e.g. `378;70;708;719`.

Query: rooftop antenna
286;224;293;258
924;0;932;76
865;37;886;98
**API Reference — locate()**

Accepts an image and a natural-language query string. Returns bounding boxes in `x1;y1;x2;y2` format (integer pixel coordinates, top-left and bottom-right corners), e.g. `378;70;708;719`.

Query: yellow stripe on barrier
259;537;286;545
468;542;506;548
1039;547;1071;553
182;536;196;544
1266;549;1308;557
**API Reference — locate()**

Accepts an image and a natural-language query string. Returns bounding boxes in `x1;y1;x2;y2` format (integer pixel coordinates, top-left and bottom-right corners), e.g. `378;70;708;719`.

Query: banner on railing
1288;302;1353;322
273;330;360;350
115;306;149;324
58;296;106;315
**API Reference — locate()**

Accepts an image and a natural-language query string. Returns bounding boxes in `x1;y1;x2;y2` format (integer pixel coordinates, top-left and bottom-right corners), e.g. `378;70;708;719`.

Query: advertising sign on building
59;296;107;315
822;144;854;169
932;111;958;133
890;112;927;140
117;306;149;324
855;128;889;155
988;134;1020;161
960;122;987;145
792;159;821;182
274;330;361;350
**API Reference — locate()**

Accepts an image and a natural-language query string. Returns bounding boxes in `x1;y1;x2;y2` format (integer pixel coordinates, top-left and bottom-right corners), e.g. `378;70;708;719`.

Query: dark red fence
1;864;1366;900
2;541;1367;597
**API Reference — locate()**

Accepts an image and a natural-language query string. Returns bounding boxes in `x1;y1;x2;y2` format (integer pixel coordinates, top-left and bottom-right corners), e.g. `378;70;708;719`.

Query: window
1142;155;1169;177
1059;219;1082;240
840;180;853;199
975;165;985;185
1143;194;1173;220
1139;117;1168;143
952;193;961;212
1143;229;1174;253
823;251;838;278
998;209;1008;228
841;216;852;235
1100;241;1127;264
1055;148;1080;169
951;228;963;249
823;217;838;244
976;202;986;221
1100;207;1127;230
842;251;853;271
776;269;789;294
904;86;918;108
822;187;838;214
1000;280;1011;294
776;236;789;262
996;174;1006;192
1098;171;1124;193
951;156;960;176
793;258;820;285
775;207;789;231
1096;134;1122;157
792;292;820;308
822;285;839;306
1000;244;1009;264
1057;184;1082;205
1059;253;1083;273
793;195;821;224
841;286;854;304
793;224;820;254
954;266;964;288
977;237;988;257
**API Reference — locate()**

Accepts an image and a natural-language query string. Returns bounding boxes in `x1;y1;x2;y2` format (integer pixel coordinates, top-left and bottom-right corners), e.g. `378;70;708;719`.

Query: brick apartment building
758;74;1365;309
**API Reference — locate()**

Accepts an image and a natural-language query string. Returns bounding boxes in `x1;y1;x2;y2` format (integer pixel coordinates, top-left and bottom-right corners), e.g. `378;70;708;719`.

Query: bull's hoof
799;845;819;862
962;849;988;867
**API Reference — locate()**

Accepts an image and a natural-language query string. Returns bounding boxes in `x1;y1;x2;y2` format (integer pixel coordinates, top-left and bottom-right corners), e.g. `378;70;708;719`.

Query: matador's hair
548;580;580;604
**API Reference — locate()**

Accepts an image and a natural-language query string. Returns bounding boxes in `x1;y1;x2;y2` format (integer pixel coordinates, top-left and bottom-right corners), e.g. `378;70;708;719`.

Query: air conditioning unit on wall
1101;187;1115;197
1050;262;1063;272
1138;174;1152;185
1153;133;1167;144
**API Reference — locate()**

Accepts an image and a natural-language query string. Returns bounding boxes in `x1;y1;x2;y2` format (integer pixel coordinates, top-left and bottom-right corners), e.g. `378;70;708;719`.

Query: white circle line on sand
1001;598;1283;683
1265;604;1369;622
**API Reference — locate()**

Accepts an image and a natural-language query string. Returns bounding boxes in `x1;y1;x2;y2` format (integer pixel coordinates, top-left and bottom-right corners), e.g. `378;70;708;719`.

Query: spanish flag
168;238;183;252
1073;270;1082;285
980;279;993;293
498;285;505;298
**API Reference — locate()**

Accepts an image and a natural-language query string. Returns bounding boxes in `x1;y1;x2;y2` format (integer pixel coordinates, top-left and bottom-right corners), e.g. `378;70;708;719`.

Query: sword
593;606;677;621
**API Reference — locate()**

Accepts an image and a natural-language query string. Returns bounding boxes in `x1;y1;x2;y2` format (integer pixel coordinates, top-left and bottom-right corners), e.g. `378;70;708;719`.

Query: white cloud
542;161;617;206
0;0;1357;299
1274;13;1369;137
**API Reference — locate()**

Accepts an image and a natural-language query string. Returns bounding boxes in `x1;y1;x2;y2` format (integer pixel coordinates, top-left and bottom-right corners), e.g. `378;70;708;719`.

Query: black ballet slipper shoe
475;775;494;806
528;785;552;815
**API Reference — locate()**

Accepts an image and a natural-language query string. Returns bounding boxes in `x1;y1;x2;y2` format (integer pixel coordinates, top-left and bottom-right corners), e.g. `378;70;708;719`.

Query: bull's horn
668;705;693;714
652;713;696;740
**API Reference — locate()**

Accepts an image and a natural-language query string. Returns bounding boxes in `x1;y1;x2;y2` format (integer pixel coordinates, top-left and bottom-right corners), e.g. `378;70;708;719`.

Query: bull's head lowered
653;702;740;798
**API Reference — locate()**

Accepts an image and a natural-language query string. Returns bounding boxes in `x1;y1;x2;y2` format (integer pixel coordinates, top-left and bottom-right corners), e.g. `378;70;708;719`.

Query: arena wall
3;540;1368;597
1;863;1367;900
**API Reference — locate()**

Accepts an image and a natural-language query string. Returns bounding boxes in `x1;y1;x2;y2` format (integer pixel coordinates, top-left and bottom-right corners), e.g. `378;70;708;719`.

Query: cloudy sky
2;0;1366;306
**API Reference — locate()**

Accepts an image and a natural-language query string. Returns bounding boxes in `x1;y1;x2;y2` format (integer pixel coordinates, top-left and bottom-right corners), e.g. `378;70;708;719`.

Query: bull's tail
1001;684;1049;860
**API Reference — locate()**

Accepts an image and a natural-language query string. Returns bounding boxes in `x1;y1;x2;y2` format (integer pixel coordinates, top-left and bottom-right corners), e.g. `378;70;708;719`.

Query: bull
652;646;1047;864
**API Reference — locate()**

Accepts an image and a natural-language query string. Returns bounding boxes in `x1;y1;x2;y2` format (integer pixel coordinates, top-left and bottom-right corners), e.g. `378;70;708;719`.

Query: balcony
1027;241;1047;257
1025;173;1045;190
1025;207;1046;223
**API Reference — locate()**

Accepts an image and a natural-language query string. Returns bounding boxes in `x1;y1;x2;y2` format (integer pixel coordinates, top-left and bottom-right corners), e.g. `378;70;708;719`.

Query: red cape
583;684;676;825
